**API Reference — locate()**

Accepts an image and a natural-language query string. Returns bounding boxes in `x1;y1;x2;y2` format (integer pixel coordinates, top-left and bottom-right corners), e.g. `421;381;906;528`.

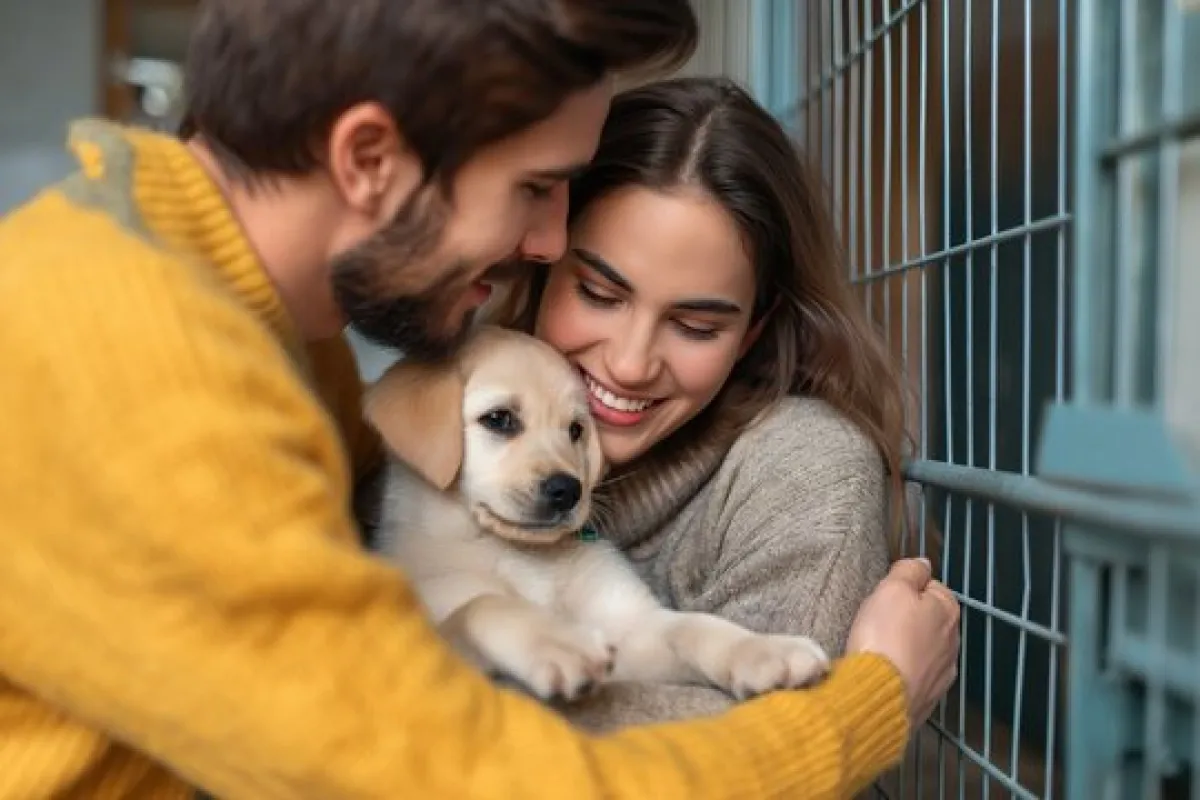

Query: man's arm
0;255;909;800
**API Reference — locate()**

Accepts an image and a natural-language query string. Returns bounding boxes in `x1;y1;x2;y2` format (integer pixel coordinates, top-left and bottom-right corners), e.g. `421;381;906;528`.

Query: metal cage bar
789;1;1077;796
776;0;1200;798
1059;1;1200;798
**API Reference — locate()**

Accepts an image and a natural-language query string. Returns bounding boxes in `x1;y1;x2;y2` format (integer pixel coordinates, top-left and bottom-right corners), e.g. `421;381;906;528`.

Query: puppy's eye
568;420;585;442
479;408;522;437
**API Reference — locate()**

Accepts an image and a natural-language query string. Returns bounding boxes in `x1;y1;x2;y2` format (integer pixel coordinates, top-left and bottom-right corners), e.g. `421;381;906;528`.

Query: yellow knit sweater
0;119;910;799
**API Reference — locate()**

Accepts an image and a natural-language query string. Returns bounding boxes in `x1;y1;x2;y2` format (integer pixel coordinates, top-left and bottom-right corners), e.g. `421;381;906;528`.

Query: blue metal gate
1057;1;1200;797
734;0;1200;797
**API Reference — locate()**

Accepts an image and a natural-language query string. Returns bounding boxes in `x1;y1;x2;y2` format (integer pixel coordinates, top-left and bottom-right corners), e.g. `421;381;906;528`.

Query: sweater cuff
719;652;910;796
823;653;911;792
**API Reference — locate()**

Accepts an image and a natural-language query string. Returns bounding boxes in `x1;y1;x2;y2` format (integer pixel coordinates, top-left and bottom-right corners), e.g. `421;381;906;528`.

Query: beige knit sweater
561;396;892;732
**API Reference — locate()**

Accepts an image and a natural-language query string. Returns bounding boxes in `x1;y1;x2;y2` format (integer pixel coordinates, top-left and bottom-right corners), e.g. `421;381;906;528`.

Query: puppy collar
576;524;600;543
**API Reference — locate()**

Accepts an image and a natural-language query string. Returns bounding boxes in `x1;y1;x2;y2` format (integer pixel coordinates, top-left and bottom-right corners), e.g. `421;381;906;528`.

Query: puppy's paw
516;625;615;703
721;634;831;701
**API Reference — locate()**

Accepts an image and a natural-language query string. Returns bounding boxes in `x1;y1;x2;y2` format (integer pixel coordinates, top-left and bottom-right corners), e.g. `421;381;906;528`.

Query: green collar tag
577;523;600;542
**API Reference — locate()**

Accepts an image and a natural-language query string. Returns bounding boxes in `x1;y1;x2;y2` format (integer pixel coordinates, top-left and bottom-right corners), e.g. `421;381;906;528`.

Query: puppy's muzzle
475;471;588;545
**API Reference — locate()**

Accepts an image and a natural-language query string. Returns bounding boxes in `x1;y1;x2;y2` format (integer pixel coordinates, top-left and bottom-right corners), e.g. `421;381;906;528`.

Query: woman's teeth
584;374;655;412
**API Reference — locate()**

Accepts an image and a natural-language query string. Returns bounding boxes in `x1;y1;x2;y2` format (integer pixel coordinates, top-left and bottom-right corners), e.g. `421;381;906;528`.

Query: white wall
0;0;100;213
677;0;755;88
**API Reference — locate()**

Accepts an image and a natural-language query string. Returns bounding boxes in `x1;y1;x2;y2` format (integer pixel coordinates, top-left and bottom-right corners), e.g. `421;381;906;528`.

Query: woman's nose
606;329;662;387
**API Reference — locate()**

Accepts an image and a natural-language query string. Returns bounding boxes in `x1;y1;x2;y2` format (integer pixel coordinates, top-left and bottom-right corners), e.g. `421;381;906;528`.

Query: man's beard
330;189;472;363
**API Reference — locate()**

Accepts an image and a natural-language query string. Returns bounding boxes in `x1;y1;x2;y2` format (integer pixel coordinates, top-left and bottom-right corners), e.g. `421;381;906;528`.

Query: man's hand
845;557;961;729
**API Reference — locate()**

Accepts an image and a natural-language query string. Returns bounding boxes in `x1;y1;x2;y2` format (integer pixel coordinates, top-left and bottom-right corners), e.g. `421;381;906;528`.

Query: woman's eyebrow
672;297;742;314
571;247;743;315
572;248;633;292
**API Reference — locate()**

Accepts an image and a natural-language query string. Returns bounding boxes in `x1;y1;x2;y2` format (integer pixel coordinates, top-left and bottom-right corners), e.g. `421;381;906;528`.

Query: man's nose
517;183;569;264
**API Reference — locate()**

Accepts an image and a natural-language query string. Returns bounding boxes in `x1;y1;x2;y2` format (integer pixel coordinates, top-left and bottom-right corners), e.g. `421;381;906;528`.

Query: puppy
364;325;830;703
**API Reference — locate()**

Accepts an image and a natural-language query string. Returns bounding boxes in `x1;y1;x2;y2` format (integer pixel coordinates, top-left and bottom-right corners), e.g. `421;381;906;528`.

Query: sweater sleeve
565;398;892;731
0;253;908;800
698;398;893;656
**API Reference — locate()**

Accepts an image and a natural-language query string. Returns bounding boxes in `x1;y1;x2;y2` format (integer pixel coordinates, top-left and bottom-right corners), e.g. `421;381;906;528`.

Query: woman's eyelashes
575;279;619;307
673;320;719;341
573;280;721;341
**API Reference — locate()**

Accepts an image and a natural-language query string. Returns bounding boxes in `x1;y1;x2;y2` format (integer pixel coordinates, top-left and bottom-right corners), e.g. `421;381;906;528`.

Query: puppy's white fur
365;325;829;702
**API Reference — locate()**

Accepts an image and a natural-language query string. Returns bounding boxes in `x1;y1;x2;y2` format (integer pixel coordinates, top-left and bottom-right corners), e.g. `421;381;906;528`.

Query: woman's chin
595;429;655;470
593;403;689;468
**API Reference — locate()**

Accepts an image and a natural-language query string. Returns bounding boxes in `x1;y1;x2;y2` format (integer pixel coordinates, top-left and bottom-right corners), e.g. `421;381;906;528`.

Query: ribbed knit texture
561;396;895;734
0;118;910;799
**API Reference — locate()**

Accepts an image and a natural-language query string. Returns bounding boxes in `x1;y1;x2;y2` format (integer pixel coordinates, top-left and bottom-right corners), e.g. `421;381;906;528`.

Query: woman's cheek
536;287;591;351
676;346;741;400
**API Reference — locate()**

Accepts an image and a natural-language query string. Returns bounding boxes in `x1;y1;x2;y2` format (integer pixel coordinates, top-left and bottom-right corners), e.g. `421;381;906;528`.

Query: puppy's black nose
540;472;582;514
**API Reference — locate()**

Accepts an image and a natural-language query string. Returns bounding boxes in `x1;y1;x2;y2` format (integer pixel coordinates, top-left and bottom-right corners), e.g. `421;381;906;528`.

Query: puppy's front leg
614;609;830;701
441;594;614;703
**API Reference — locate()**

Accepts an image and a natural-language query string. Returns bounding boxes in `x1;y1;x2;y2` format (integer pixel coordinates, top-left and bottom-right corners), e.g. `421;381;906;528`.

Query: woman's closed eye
576;279;723;341
672;319;719;341
575;279;620;307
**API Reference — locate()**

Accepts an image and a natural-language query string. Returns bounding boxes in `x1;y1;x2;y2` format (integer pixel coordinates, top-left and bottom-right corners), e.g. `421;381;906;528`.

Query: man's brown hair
181;0;698;185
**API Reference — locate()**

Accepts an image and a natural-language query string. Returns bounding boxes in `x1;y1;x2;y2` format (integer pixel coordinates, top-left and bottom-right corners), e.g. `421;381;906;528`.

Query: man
0;1;960;798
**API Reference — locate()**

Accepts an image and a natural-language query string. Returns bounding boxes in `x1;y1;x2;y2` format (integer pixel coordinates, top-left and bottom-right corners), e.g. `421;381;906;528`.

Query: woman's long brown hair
489;76;913;553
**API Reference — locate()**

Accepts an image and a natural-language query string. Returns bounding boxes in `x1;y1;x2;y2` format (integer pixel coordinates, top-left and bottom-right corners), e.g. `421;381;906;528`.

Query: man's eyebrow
525;163;591;182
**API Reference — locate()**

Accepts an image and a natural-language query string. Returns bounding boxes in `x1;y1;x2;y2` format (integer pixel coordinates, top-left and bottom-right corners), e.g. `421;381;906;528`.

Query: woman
485;75;911;732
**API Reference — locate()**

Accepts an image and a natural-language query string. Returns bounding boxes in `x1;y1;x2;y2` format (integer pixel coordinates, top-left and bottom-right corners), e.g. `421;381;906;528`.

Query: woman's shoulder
724;396;883;483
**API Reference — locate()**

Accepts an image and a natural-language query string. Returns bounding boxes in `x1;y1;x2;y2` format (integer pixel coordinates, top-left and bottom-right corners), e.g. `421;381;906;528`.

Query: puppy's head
364;326;605;545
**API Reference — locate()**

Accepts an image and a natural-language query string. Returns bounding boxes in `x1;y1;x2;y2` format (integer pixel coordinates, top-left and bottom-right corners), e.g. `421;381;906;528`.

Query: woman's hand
845;557;961;729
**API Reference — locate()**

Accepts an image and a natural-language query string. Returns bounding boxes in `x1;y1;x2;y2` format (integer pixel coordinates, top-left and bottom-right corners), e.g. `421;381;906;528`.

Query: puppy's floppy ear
364;358;464;490
584;419;607;489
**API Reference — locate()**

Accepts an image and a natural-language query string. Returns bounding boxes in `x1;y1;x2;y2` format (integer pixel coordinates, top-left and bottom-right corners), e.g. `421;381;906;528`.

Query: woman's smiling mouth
579;369;663;427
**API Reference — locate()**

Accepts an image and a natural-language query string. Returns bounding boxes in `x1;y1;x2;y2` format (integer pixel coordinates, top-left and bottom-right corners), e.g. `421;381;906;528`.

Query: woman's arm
701;397;892;655
565;397;892;731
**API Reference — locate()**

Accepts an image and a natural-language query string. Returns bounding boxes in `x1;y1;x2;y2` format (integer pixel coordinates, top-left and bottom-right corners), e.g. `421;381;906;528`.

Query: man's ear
364;358;464;490
327;101;420;218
